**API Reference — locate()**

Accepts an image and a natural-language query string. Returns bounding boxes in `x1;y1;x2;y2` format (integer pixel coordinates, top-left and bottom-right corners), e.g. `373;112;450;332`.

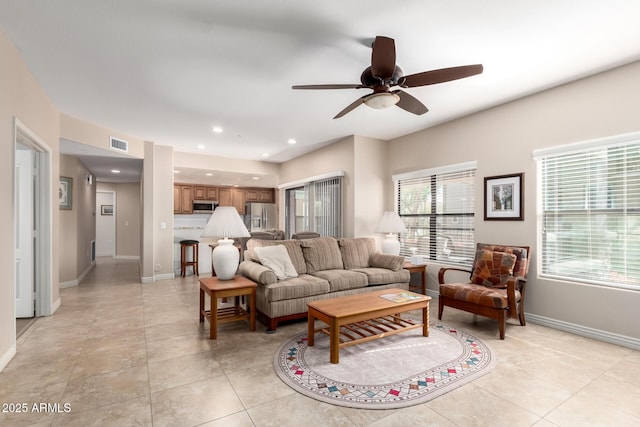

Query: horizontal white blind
396;165;476;266
539;141;640;290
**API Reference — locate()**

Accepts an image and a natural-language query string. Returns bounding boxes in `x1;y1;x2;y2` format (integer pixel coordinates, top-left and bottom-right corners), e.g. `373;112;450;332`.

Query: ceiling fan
292;36;483;119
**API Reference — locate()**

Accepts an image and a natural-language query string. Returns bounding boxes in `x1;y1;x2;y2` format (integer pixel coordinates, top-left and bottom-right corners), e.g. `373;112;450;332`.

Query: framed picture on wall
59;176;72;210
101;205;114;215
484;173;524;220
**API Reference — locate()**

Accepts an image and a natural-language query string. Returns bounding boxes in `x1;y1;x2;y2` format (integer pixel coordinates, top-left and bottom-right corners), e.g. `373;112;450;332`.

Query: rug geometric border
273;323;496;409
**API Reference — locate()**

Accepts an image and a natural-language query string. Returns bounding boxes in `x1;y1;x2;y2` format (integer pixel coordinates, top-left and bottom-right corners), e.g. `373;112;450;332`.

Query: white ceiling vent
110;136;128;153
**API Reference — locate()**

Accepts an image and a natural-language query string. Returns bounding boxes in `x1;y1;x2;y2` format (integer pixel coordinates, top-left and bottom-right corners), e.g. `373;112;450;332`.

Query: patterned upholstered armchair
438;243;531;339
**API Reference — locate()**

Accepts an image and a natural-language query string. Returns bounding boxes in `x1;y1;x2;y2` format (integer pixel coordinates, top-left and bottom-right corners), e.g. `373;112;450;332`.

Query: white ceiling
2;1;640;183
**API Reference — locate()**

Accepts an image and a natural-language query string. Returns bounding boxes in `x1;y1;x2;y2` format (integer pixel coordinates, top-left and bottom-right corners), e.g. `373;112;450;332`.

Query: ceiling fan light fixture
364;92;400;110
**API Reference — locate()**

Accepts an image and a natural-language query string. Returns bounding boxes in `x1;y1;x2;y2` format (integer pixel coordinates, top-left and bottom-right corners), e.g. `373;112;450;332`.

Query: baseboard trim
141;276;155;284
116;255;140;260
0;344;16;372
431;291;639;350
525;313;640;350
51;297;61;314
59;262;96;289
154;273;175;281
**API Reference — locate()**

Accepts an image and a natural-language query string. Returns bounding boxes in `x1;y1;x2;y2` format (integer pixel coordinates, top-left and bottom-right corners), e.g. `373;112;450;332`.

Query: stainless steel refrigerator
244;203;278;231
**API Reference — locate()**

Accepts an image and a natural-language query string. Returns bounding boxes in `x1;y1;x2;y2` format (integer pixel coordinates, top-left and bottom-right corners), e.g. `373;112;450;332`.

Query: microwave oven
192;200;218;213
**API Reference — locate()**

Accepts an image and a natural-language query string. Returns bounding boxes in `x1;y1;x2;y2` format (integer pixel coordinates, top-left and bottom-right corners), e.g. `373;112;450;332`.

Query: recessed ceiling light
197;144;205;149
173;170;180;174
212;126;223;133
111;169;120;174
205;173;213;176
252;176;260;180
262;153;269;157
288;138;297;145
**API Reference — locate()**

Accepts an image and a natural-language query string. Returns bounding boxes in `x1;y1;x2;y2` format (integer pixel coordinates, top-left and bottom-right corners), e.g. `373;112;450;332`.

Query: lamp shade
202;207;250;280
375;211;407;234
375;211;407;256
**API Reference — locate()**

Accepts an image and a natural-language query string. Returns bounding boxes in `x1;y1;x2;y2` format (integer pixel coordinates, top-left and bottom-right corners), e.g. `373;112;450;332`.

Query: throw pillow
254;245;299;280
369;253;404;271
338;238;376;269
300;237;344;274
470;249;517;288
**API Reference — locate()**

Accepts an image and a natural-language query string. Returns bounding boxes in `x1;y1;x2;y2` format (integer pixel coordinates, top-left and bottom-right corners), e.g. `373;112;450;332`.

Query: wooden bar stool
180;240;199;277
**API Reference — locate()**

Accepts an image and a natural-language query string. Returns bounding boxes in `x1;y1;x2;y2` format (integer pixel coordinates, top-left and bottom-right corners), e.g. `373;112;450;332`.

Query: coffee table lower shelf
315;315;423;348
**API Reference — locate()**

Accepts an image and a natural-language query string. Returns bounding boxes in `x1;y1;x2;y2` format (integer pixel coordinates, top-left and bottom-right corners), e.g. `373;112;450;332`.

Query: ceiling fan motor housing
360;65;404;87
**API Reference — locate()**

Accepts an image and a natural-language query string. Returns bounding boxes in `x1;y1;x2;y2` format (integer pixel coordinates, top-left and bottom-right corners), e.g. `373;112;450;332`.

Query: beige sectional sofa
239;236;410;331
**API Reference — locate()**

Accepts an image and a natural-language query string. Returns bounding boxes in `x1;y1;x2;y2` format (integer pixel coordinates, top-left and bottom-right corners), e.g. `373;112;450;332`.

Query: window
535;133;640;290
394;162;476;266
283;174;342;238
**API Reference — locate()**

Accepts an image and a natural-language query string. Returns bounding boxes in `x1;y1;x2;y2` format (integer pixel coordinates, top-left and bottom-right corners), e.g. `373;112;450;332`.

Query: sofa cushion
262;274;330;302
300;237;344;274
369;253;404;271
338;237;376;269
254;245;298;280
246;239;307;274
470;249;517;288
352;267;410;285
311;269;368;292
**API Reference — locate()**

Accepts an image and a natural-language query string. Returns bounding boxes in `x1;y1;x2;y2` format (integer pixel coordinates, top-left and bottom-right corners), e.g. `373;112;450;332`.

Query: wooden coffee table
307;288;431;364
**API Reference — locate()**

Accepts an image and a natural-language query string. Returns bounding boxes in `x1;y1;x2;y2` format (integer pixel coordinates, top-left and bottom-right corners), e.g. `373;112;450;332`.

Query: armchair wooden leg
438;299;444;320
518;304;526;326
498;311;506;340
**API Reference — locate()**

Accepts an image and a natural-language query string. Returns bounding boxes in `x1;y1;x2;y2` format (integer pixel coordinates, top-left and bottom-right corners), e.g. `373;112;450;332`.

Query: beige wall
61;114;144;159
115;182;142;257
174;151;280;177
387;61;640;340
97;181;142;258
153;144;174;277
279;136;356;237
0;30;60;367
59;155;95;283
353;136;388;242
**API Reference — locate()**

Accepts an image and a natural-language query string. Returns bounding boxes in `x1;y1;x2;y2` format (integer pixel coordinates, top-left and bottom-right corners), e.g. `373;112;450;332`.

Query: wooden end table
404;262;427;294
199;275;257;339
307;288;431;364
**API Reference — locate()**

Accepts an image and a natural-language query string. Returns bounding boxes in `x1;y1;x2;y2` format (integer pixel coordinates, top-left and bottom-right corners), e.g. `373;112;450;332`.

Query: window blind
395;163;476;266
538;138;640;290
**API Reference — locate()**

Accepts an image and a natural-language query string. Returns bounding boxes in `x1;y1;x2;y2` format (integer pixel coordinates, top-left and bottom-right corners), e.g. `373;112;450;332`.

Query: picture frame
59;176;72;210
484;173;524;221
101;205;114;215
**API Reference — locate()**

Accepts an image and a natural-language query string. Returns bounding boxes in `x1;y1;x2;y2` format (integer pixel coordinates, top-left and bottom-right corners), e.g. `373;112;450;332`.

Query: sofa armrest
369;253;404;271
438;267;472;284
238;260;277;285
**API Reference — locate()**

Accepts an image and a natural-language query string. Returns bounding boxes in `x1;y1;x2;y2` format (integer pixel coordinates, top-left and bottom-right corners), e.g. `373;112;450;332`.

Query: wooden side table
404;262;427;294
199;275;257;339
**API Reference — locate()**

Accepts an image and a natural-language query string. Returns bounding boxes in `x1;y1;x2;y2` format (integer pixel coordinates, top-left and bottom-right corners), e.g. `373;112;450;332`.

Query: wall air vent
110;136;129;153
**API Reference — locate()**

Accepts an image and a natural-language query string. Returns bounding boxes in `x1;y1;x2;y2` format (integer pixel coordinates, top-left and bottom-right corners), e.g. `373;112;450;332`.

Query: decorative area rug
273;323;495;409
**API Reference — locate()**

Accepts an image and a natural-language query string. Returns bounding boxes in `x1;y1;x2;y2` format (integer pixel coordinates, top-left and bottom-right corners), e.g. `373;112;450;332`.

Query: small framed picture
59;176;73;210
484;173;524;221
101;205;114;215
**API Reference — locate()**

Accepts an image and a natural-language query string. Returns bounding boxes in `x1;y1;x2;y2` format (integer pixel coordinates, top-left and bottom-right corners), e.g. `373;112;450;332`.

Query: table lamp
202;206;250;280
375;211;407;256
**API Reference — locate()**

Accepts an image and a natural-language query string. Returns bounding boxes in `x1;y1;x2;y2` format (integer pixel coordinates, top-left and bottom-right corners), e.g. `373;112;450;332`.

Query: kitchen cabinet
245;188;274;203
193;186;218;201
177;184;274;215
174;185;194;214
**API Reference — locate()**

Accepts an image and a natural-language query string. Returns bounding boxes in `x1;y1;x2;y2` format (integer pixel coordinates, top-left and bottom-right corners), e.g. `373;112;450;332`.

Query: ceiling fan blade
333;95;368;119
393;90;428;115
292;84;366;90
402;64;483;88
371;36;396;80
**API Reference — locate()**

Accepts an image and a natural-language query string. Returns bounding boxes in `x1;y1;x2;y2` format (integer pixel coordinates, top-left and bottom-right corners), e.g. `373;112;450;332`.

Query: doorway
96;191;116;257
13;118;53;340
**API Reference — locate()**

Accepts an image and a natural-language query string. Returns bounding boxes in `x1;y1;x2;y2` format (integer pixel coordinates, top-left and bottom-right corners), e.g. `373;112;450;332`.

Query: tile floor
1;257;639;426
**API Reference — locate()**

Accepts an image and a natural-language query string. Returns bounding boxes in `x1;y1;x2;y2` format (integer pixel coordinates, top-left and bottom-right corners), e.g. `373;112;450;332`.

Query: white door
15;148;34;318
96;191;115;257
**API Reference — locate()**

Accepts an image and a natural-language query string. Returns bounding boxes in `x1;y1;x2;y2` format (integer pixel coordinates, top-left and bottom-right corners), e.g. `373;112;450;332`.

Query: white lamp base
381;233;401;256
212;238;239;280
